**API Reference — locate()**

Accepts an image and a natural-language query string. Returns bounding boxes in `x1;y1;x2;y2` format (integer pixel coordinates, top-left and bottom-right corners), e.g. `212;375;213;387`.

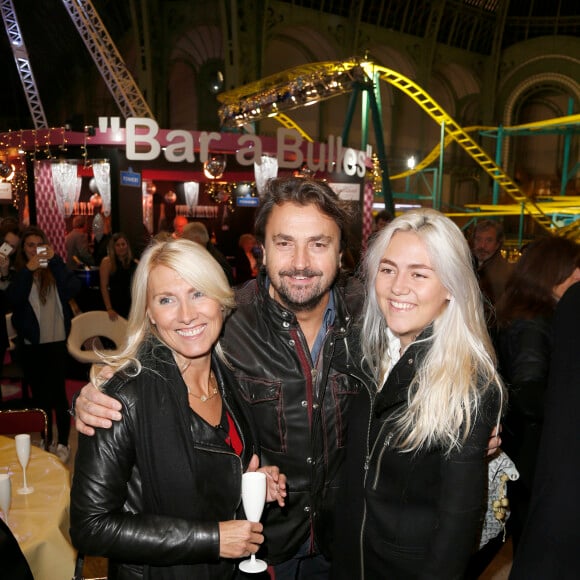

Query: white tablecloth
0;435;75;580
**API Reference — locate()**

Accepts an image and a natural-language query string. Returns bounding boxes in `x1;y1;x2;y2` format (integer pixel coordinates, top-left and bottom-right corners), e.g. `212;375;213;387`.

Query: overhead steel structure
1;0;154;128
59;0;154;120
0;0;48;129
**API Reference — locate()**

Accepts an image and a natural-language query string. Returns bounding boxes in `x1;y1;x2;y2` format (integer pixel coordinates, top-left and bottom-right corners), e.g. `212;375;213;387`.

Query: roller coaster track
390;126;492;180
241;58;576;234
391;114;580;180
275;113;314;142
366;64;555;233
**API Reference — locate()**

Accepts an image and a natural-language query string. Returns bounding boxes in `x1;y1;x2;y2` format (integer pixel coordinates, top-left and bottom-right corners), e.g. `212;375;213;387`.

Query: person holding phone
0;218;21;287
0;218;21;390
6;226;81;462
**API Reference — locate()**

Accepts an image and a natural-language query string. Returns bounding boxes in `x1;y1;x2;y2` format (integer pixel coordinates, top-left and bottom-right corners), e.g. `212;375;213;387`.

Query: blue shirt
264;276;336;364
310;290;336;365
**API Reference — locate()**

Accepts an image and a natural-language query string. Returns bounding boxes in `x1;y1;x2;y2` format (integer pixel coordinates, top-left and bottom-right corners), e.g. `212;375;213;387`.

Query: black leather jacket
333;336;501;580
221;270;368;564
70;351;256;580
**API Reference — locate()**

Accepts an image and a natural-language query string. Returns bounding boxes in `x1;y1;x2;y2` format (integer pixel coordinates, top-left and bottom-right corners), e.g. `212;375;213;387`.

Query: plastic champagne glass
0;473;11;524
238;472;268;574
15;434;34;494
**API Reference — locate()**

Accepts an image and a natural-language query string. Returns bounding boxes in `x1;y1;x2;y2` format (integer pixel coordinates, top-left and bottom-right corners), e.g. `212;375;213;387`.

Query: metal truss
0;0;48;128
60;0;154;119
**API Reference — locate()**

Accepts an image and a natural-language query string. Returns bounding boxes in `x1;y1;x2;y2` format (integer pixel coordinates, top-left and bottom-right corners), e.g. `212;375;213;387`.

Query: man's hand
74;369;122;436
245;454;287;507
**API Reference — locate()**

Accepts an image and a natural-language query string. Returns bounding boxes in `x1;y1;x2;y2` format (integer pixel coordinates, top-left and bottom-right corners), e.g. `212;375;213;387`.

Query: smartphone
37;245;48;268
0;242;12;257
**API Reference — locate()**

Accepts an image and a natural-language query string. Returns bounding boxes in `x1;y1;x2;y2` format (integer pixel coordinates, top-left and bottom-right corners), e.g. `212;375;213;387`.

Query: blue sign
120;168;141;188
236;195;260;207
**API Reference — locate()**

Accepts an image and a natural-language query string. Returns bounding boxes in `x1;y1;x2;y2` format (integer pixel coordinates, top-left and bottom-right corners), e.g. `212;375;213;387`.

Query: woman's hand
107;308;119;321
44;244;55;261
246;454;287;507
26;253;43;271
218;520;264;559
486;425;503;457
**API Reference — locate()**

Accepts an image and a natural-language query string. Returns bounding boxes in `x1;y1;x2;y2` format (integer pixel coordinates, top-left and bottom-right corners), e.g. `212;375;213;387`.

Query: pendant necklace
186;370;219;403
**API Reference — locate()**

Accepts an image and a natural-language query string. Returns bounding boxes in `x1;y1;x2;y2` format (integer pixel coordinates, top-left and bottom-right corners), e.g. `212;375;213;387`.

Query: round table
0;435;75;580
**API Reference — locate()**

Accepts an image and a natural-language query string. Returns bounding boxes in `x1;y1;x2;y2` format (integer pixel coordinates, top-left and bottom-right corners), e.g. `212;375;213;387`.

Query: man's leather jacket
221;269;368;564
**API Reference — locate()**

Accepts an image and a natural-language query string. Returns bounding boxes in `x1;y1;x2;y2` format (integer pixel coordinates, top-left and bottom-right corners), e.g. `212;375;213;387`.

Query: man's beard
272;268;338;313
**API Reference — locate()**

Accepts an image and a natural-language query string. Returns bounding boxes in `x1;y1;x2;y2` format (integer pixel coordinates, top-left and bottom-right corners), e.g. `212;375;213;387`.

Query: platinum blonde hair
91;237;235;382
362;209;504;453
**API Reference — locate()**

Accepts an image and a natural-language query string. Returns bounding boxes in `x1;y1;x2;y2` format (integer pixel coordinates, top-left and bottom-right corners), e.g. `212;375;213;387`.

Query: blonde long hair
91;238;235;382
362;209;504;453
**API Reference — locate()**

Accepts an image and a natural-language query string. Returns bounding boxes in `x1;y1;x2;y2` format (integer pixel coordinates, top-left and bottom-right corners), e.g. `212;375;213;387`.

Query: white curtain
92;162;111;216
51;162;79;217
254;155;278;197
142;181;154;234
183;181;200;212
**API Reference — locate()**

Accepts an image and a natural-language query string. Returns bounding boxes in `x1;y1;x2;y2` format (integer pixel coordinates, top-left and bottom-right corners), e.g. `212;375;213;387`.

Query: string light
206;182;238;212
371;154;383;198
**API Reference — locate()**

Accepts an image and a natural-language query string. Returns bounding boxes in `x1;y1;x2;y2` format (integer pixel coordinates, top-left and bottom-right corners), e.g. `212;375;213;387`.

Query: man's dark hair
473;219;505;245
0;217;20;241
254;177;349;251
374;209;393;224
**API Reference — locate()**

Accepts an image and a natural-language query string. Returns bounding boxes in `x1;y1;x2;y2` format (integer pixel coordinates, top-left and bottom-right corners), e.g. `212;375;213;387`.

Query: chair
67;311;128;364
0;408;48;449
73;553;107;580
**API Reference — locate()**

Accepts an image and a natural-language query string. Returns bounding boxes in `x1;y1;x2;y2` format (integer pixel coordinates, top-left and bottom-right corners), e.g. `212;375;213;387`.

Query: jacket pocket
330;373;364;448
239;377;286;453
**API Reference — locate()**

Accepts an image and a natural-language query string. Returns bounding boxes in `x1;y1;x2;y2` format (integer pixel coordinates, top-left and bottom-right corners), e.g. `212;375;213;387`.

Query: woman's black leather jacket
70;352;256;580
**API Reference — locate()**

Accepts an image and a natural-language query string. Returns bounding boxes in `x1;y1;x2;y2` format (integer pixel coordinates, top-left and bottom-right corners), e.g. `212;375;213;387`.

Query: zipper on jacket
359;496;367;580
360;388;378;580
372;431;393;490
359;420;393;578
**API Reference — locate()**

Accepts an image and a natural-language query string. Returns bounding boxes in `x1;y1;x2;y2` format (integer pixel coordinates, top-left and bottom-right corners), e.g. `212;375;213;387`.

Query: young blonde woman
333;209;505;579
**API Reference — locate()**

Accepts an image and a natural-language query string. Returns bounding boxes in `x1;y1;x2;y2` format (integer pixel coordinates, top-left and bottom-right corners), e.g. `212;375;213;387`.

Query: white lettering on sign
113;117;370;175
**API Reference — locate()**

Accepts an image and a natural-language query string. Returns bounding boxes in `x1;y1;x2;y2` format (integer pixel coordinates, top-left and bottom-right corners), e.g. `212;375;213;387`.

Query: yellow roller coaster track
274;113;314;142
390;114;580;180
364;64;555;233
233;58;577;234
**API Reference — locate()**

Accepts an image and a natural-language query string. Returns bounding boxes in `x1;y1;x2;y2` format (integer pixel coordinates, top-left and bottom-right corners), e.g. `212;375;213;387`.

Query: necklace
179;359;192;374
187;371;219;403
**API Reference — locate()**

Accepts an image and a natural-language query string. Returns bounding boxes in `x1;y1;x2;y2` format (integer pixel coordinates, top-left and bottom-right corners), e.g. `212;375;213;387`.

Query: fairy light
206;182;237;212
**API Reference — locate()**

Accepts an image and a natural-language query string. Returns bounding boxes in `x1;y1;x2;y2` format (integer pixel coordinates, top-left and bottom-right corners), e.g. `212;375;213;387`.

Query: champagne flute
15;434;34;494
239;472;268;574
0;473;11;524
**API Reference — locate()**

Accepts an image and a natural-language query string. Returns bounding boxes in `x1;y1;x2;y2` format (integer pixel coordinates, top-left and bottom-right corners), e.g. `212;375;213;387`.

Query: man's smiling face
262;202;342;312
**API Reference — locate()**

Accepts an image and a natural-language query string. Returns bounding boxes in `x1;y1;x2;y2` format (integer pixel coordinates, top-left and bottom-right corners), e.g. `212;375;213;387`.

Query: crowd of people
1;175;578;579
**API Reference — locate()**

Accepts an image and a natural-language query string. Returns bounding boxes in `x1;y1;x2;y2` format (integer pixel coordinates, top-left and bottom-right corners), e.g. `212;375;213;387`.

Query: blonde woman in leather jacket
70;238;286;580
333;209;505;580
